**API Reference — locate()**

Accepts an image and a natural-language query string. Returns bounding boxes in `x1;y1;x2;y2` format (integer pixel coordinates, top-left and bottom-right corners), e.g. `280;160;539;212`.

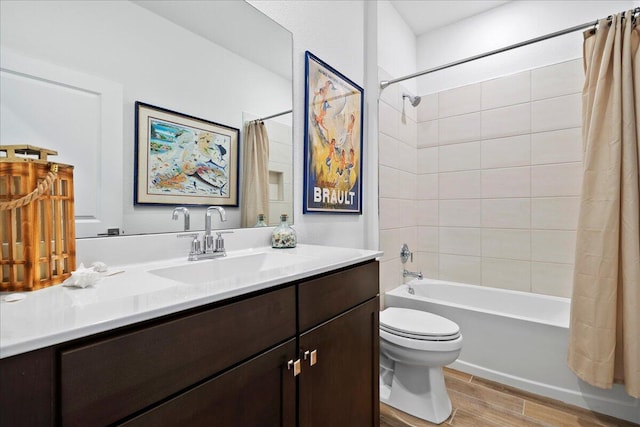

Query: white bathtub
385;279;640;423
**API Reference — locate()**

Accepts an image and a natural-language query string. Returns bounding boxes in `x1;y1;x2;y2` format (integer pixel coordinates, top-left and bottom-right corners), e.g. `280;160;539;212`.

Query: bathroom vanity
0;245;381;426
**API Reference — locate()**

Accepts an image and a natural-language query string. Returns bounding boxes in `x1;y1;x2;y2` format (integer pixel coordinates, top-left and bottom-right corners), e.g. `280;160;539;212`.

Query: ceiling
390;0;511;36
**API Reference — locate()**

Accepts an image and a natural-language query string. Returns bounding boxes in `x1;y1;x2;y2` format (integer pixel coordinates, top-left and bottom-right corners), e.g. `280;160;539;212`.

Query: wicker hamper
0;145;76;291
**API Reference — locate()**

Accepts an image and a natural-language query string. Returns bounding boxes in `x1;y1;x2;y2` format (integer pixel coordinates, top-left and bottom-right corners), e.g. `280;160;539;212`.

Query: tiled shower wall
379;59;584;300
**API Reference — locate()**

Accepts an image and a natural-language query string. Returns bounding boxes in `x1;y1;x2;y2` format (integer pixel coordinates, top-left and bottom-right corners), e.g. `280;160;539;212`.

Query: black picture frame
134;101;239;207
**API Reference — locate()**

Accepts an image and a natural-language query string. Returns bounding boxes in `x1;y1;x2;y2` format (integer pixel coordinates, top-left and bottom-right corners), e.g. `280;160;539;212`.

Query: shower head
402;93;421;107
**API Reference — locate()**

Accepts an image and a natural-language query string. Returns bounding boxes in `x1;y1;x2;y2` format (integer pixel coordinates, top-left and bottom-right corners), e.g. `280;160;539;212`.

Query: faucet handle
214;231;233;253
400;243;413;264
178;233;201;257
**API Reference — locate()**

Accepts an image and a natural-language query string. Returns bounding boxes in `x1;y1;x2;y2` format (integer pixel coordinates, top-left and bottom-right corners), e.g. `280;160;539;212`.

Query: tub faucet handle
400;243;412;264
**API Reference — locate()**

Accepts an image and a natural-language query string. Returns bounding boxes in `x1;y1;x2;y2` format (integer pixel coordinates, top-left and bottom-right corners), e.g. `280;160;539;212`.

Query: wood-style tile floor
380;368;639;427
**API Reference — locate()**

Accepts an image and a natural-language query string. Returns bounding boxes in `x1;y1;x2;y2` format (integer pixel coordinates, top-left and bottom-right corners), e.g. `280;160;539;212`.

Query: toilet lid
380;307;460;340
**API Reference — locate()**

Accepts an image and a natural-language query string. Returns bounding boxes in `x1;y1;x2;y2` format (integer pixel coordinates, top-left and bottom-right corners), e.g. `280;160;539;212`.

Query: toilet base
380;362;452;424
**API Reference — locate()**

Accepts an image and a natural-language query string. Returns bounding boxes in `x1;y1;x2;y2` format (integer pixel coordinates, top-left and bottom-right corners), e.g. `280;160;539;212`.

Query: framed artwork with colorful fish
134;102;239;206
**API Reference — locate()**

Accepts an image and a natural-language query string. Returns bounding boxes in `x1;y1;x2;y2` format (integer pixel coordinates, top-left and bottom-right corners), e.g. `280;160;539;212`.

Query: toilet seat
380;307;460;341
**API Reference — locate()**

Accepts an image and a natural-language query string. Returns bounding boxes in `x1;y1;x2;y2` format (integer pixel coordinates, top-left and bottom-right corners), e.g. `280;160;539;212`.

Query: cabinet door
299;297;380;427
60;286;295;426
121;338;297;427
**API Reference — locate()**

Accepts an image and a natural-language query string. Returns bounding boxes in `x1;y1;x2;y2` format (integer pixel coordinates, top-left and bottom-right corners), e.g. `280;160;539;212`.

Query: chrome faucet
403;269;423;280
172;207;190;231
176;206;232;261
204;206;226;254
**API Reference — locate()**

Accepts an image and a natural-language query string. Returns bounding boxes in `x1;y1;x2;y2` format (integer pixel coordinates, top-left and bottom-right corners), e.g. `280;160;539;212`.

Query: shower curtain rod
380;7;640;90
253;109;292;122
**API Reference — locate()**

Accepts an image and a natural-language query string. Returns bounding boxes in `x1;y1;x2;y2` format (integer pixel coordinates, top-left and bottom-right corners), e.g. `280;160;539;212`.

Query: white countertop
0;244;382;359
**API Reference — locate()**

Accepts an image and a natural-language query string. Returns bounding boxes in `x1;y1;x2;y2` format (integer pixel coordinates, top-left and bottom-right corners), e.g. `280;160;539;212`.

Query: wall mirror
0;0;293;238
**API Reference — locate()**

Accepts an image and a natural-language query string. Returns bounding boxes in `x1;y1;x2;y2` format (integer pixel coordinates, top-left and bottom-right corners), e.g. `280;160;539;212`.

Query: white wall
416;0;639;94
377;0;417;96
249;1;373;249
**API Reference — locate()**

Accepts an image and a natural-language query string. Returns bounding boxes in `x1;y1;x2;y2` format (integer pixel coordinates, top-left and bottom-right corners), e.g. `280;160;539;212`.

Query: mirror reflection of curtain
241;121;270;227
568;10;639;398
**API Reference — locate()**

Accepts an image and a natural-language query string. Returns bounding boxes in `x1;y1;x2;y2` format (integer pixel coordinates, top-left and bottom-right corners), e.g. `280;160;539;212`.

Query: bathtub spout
403;269;423;280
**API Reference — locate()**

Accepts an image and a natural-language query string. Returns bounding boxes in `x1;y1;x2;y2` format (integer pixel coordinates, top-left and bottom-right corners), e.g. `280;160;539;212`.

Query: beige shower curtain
568;10;640;398
241;120;270;228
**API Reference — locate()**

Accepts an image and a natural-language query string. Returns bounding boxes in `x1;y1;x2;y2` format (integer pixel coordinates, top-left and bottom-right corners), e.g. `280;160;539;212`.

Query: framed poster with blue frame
303;51;363;214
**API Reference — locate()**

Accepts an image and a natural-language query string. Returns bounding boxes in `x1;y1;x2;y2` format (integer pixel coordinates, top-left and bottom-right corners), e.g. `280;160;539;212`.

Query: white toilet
379;307;463;424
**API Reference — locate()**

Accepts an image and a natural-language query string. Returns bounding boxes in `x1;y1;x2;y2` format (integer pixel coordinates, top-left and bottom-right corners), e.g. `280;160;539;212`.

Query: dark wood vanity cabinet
0;260;379;427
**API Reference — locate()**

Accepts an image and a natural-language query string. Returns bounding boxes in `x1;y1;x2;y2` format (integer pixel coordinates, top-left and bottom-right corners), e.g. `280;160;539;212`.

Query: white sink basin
148;251;312;285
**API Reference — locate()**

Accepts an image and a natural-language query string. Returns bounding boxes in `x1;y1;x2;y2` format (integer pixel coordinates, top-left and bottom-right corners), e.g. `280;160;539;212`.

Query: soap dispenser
272;214;296;248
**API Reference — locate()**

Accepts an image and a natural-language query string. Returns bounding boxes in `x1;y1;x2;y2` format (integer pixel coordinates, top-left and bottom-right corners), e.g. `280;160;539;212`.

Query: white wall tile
379;197;400;230
439;83;482;118
418;173;438;200
439;227;481;256
439;141;481;172
482;228;531;260
482;258;531;292
418;147;438;174
379;165;398;199
531;163;583;197
399;114;417;147
417;252;438;280
531;59;583;101
440;170;481;199
532;230;576;264
440;199;482;227
379;100;399;138
482;167;530;198
379;132;399;168
481;198;530;229
397;141;417;174
418;226;439;253
439;112;481;145
531;128;583;165
397;169;417;200
397;199;418;228
531;197;580;230
531;93;581;133
482;71;530;110
417;199;438;226
417;93;438;122
481;103;530;139
417;119;439;147
384;59;588;297
379;228;401;262
439;254;481;284
481;135;530;169
531;262;574;298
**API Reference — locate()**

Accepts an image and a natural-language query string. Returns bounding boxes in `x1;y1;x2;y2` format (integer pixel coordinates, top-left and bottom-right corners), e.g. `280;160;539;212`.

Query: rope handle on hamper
0;164;59;211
